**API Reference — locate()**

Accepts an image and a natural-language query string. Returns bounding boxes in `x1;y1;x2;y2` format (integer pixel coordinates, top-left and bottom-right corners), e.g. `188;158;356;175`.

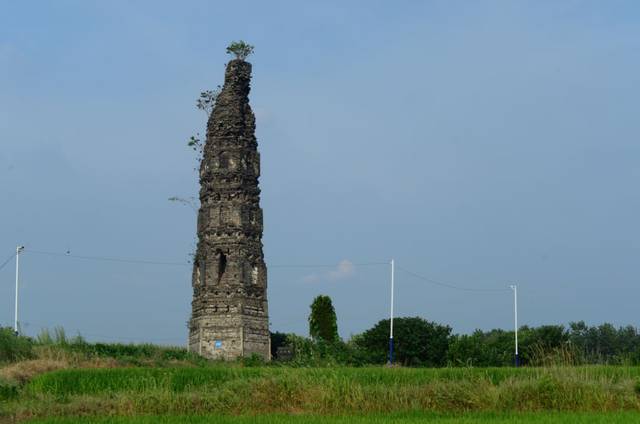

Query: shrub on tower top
226;40;254;61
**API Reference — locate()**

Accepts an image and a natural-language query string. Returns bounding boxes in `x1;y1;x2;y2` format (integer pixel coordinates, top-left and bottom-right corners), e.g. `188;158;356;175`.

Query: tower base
189;316;270;361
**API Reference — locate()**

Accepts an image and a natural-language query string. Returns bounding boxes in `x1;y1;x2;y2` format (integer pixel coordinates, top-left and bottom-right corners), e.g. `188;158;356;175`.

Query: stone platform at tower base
189;317;270;360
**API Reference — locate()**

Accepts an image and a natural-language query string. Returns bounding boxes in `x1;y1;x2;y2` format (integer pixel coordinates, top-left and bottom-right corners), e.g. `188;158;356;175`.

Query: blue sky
1;1;639;344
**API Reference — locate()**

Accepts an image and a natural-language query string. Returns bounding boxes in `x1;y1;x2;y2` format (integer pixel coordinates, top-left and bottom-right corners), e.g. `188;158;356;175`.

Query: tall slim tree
308;295;339;343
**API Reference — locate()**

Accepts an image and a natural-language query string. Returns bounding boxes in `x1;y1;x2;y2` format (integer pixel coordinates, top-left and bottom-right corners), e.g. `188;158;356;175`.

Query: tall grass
5;365;639;420
23;412;640;424
1;326;203;371
25;366;640;396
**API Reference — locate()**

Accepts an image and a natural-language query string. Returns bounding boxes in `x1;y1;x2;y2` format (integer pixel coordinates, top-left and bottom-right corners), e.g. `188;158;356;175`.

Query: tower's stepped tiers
189;59;270;360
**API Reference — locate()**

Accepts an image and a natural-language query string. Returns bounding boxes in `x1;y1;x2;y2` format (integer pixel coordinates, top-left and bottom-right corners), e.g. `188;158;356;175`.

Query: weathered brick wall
189;59;270;360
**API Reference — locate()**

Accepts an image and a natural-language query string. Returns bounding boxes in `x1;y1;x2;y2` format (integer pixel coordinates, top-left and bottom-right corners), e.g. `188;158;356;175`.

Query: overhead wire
26;249;189;267
396;265;510;293
21;248;510;293
23;248;389;269
21;249;508;293
13;248;515;341
0;252;16;272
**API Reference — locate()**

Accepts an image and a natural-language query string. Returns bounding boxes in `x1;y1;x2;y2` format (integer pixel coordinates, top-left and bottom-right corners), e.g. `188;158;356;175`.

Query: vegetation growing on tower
195;86;221;116
226;40;254;61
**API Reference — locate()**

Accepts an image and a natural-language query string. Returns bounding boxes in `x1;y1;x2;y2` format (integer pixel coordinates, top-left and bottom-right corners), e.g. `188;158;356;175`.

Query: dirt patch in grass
0;360;69;385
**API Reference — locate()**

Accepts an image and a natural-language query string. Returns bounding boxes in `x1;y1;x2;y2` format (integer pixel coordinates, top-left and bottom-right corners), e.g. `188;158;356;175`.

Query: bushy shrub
226;40;254;60
0;327;34;363
0;377;19;400
447;329;513;367
355;317;452;366
277;333;365;366
241;353;266;367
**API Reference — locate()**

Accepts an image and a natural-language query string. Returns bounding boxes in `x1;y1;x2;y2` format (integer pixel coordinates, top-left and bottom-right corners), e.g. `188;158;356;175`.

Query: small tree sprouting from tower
226;40;254;61
187;86;222;160
308;295;339;343
196;86;221;116
169;87;221;215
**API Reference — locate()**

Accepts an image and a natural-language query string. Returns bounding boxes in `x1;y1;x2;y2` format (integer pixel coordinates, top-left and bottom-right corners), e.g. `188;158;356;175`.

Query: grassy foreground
23;364;640;394
26;412;640;423
3;365;640;421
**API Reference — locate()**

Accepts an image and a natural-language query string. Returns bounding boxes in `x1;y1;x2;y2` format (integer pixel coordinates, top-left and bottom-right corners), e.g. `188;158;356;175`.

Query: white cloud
328;259;355;281
302;259;355;283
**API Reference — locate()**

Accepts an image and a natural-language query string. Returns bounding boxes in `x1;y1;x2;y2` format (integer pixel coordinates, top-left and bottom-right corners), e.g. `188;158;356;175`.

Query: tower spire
189;56;269;360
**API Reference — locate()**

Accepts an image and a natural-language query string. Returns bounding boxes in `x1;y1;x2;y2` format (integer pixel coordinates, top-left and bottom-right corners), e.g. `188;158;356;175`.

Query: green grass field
24;365;640;395
25;412;640;423
3;365;640;422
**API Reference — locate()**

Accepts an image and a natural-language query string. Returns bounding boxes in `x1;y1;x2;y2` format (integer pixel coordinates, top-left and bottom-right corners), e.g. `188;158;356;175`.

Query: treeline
448;321;640;367
3;320;639;368
271;319;640;367
270;295;640;367
3;295;639;368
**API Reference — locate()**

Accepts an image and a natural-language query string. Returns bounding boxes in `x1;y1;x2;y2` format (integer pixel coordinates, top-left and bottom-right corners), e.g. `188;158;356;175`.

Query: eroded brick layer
189;59;269;360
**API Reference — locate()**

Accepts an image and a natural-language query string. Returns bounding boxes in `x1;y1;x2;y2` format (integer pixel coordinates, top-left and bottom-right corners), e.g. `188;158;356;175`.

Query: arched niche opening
216;249;227;282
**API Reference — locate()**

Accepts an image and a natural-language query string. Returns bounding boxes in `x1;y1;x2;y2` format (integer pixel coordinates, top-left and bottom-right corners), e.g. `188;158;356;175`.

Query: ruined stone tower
189;58;270;360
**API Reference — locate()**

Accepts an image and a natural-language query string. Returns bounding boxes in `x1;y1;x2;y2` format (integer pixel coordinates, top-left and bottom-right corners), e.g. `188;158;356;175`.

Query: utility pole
510;284;518;367
14;245;24;335
388;258;395;365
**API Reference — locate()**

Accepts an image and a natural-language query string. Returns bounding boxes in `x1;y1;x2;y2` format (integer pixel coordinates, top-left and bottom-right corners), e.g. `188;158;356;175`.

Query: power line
0;253;16;272
24;248;388;270
18;248;509;293
396;265;510;293
270;262;388;268
26;249;190;267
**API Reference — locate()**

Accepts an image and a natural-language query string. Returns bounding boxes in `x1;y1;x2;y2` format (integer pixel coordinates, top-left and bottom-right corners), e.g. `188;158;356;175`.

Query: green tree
519;324;569;365
447;329;513;367
568;321;640;364
355;317;452;366
226;40;254;61
308;295;339;343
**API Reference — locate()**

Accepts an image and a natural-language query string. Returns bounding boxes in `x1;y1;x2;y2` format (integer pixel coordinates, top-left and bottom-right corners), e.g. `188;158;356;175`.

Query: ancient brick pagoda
189;58;270;360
